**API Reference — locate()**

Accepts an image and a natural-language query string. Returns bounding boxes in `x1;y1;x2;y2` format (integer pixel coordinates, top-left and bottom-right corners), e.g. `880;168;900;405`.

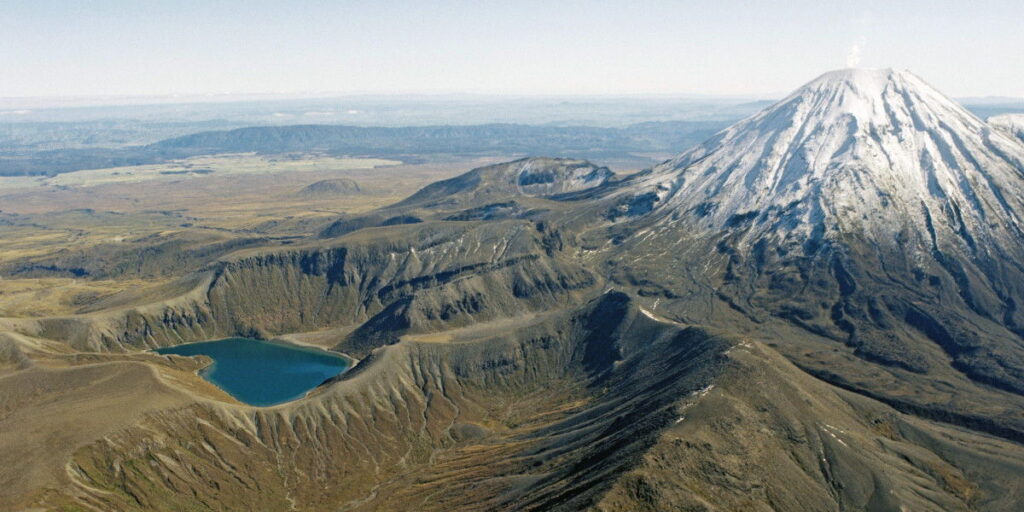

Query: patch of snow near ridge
990;113;1024;142
513;159;611;196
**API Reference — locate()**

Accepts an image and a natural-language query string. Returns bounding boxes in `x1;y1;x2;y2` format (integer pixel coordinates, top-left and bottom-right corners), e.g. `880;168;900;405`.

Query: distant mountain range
0;121;731;176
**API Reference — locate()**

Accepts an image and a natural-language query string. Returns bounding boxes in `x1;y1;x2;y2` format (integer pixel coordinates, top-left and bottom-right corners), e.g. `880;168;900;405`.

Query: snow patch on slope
990;114;1024;144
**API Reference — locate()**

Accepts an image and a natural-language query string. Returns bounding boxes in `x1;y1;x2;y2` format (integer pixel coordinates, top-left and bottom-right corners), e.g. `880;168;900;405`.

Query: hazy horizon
0;90;781;111
4;1;1023;101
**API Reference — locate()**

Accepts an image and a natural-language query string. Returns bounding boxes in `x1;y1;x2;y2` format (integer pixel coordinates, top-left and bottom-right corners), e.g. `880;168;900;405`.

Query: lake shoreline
154;337;351;407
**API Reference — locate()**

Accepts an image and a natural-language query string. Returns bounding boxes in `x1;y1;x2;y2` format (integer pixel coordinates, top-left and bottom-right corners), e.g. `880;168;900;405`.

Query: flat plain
0;153;506;318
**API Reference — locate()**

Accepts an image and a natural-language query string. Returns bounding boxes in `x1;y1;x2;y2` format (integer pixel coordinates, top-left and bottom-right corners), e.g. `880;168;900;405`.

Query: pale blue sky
2;0;1022;99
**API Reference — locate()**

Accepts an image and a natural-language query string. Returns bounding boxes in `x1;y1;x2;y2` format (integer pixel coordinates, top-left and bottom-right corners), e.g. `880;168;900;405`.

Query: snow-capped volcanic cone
588;68;1024;393
613;68;1024;244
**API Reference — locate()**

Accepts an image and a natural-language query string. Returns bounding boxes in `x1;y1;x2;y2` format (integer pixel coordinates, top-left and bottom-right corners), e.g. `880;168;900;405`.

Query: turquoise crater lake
155;338;350;407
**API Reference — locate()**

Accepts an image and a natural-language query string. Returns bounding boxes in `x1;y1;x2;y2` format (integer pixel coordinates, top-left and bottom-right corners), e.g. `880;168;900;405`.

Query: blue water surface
155;338;350;406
